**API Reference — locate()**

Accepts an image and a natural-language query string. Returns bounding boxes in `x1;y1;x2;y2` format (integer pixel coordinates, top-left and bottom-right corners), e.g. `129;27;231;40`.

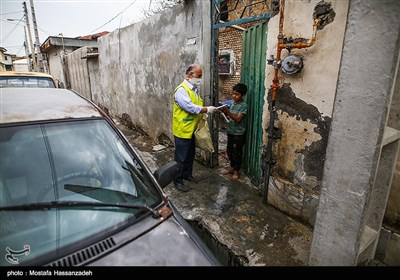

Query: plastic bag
194;115;215;153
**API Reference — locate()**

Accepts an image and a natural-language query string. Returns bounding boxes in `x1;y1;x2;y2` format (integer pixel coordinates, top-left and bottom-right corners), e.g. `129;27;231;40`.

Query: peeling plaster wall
264;0;349;225
97;1;211;141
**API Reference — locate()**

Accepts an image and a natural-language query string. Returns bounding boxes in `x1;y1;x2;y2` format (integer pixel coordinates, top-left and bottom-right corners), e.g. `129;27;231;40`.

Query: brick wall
224;0;271;20
218;28;243;100
218;0;271;100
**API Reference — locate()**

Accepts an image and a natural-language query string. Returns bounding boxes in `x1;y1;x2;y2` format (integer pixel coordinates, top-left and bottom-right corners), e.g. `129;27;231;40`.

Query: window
0;74;56;88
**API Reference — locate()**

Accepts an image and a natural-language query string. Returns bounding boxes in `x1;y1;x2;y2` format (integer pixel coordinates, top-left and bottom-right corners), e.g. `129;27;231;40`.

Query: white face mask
189;77;202;86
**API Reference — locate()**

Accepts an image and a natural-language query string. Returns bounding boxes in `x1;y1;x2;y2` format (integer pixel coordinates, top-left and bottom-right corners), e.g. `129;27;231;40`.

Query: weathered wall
0;49;6;71
47;46;68;87
67;47;91;100
87;55;100;105
264;0;349;225
97;1;211;141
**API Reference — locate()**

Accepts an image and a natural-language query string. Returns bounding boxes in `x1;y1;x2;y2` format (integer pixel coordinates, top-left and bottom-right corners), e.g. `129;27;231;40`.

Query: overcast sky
1;0;156;56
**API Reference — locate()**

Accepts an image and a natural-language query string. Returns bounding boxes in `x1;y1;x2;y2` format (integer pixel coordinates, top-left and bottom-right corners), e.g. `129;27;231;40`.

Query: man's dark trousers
174;136;196;185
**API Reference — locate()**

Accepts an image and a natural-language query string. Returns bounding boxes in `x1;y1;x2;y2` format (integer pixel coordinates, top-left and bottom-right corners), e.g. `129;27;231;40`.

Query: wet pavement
117;121;313;266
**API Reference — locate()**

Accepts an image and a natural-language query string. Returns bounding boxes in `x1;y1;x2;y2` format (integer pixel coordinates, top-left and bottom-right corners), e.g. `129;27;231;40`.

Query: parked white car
0;71;57;88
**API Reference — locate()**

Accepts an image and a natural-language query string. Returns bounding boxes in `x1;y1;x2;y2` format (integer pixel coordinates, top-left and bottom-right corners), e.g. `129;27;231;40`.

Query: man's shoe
185;176;199;183
175;183;189;192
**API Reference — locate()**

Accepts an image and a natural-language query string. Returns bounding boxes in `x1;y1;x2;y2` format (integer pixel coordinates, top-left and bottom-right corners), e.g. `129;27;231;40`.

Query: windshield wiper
64;184;138;203
0;200;160;217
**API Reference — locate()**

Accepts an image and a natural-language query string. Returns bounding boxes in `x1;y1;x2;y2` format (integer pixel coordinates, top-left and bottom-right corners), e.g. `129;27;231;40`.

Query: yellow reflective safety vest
172;81;203;139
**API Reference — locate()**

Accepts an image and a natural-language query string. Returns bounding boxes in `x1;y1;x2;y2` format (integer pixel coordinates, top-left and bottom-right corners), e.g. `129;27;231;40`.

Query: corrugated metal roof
0;88;102;124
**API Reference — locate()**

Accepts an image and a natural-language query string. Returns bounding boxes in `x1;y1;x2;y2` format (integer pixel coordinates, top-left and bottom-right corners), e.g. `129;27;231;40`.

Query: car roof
0;88;102;124
0;71;55;79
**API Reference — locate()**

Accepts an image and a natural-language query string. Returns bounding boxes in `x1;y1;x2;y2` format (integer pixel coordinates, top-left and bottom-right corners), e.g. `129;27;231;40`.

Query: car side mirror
153;161;181;189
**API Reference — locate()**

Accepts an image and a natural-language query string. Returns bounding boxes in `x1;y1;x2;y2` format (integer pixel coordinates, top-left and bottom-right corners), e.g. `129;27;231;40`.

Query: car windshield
0;119;162;265
0;76;56;88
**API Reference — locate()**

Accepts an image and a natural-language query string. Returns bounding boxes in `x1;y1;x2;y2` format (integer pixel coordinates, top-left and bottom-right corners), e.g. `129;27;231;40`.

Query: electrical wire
90;0;137;33
15;44;24;55
37;25;52;36
1;16;24;43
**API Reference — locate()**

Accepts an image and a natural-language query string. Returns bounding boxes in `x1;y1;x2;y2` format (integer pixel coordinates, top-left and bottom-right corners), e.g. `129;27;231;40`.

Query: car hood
89;216;213;266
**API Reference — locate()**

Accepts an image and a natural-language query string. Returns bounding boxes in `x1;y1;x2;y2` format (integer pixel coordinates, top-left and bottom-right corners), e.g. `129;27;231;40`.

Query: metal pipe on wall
263;0;285;204
263;0;321;204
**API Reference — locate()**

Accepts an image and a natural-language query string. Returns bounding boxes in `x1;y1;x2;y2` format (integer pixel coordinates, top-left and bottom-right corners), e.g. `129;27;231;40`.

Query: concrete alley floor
117;120;313;266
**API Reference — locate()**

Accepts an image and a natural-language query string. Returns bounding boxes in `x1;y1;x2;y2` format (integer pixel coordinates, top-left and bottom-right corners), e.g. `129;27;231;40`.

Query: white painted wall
14;59;29;71
266;0;349;117
265;0;349;118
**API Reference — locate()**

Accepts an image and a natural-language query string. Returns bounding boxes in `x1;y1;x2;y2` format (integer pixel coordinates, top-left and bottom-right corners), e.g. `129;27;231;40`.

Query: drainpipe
263;0;285;204
272;0;285;103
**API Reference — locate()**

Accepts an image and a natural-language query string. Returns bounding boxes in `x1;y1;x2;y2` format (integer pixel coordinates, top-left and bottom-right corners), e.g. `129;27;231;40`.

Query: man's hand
207;106;217;113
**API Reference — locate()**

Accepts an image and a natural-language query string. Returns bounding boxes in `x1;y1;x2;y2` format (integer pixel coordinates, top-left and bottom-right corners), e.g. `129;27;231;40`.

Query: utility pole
23;27;32;71
29;0;45;72
23;1;35;71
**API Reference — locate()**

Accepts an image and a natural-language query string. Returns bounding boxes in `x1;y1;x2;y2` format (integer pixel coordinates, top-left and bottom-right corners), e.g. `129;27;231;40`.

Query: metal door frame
210;0;273;168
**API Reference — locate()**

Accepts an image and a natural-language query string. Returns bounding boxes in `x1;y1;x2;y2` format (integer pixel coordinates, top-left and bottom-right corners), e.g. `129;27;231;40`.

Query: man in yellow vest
172;64;217;192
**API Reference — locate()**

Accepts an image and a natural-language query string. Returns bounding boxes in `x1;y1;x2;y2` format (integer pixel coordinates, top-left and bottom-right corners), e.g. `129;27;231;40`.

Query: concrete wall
380;31;400;265
47;46;73;87
67;47;91;100
88;55;100;105
309;0;400;265
263;0;349;226
97;1;211;141
385;62;400;230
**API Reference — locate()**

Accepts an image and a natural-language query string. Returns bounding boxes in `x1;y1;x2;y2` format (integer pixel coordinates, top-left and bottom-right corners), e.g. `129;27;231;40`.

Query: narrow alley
1;0;399;268
116;119;313;266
